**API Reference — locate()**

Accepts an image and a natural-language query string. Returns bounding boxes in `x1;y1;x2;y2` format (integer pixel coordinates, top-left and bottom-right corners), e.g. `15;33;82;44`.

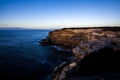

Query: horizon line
0;26;120;30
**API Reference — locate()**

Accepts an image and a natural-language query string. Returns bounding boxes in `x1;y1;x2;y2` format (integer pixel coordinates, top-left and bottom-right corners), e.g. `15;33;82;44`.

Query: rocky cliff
40;27;120;80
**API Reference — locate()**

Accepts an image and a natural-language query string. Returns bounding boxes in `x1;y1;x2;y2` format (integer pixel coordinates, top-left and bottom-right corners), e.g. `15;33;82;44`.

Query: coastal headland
40;27;120;80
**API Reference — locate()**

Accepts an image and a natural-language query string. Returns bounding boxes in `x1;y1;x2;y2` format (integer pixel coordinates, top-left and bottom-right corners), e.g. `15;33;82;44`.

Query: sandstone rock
40;27;120;80
69;62;76;67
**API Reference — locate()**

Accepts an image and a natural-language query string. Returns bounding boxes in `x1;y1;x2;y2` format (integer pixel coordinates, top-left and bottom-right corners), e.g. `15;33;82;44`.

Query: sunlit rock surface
40;27;120;80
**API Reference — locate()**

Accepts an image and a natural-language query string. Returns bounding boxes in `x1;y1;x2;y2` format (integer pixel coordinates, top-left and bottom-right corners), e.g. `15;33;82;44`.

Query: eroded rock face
51;40;120;80
40;27;120;49
40;27;120;80
65;47;120;80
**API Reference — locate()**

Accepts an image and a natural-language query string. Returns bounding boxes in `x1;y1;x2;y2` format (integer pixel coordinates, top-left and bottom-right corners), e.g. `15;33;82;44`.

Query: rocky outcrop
40;27;120;80
40;27;120;49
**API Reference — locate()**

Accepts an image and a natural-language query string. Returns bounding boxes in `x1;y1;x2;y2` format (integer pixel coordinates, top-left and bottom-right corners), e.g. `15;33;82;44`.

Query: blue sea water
0;29;71;80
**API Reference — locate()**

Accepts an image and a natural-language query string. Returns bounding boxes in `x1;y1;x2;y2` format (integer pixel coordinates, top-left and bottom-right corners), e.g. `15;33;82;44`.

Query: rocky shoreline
40;27;120;80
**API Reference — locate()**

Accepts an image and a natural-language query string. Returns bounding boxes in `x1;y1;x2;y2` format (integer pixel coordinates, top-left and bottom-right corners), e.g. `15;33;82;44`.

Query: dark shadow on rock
70;47;120;76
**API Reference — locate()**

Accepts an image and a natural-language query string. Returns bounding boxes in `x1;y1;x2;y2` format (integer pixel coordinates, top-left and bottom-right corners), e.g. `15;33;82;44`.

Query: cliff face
40;29;83;49
40;27;120;49
40;27;120;80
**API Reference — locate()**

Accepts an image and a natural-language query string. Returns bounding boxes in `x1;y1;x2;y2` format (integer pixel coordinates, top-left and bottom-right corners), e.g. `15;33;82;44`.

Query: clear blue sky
0;0;120;29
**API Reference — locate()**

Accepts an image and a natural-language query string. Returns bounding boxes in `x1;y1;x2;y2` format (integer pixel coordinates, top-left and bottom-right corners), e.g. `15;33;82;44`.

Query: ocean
0;29;71;80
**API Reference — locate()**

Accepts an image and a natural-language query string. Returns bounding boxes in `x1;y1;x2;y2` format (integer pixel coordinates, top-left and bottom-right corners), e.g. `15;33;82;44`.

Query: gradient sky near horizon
0;0;120;29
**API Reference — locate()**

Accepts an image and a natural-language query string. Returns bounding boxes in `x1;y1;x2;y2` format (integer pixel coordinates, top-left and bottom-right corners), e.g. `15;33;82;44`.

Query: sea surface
0;29;71;80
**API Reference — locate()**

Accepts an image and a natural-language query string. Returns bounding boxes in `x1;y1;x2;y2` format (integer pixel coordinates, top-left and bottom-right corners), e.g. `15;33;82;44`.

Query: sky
0;0;120;29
